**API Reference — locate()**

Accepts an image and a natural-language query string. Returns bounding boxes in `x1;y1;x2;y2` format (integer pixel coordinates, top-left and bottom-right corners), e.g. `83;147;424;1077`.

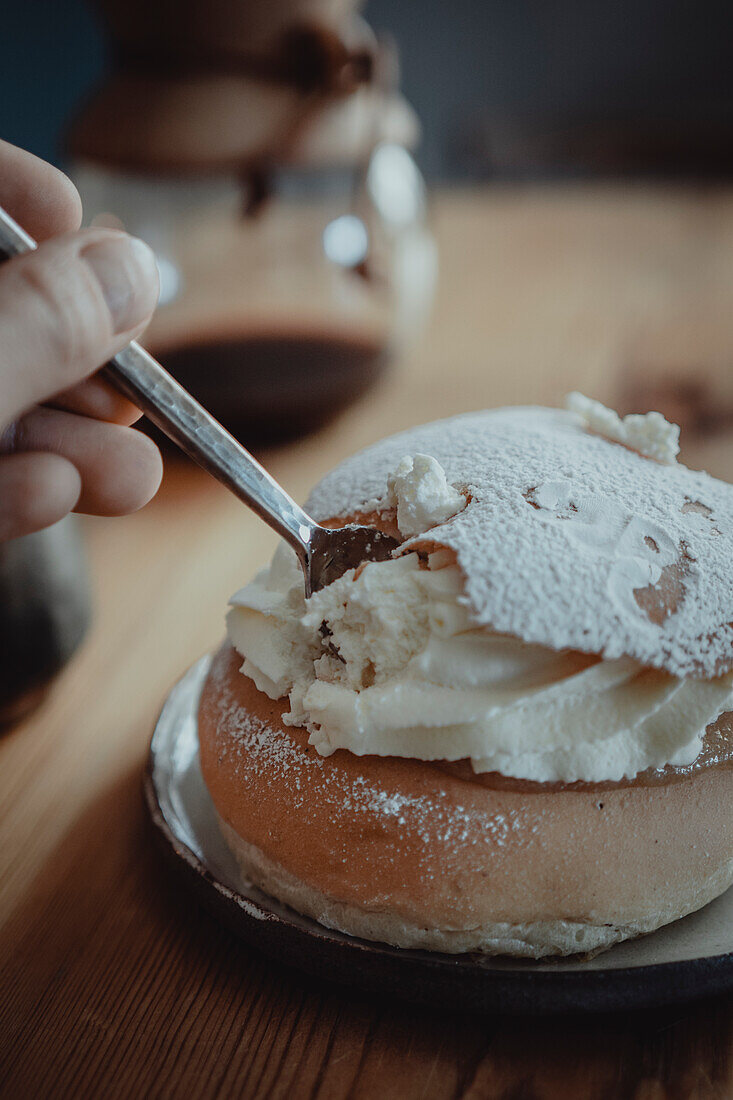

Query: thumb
0;228;159;424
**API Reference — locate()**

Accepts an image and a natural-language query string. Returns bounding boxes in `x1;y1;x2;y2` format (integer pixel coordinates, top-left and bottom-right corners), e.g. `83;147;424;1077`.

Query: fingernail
82;235;159;335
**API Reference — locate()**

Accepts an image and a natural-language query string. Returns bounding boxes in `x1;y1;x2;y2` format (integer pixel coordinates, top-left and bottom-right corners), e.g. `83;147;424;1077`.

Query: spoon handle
0;206;316;564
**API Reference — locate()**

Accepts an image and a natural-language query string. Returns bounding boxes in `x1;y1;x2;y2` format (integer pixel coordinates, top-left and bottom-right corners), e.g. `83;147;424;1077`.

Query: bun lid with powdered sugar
306;397;733;680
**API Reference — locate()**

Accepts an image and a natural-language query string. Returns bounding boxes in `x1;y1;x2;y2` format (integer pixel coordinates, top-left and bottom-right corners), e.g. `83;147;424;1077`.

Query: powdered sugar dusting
306;407;733;678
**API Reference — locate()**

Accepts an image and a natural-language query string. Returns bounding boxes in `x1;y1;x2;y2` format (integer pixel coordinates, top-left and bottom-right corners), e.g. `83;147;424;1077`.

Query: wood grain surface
1;188;733;1099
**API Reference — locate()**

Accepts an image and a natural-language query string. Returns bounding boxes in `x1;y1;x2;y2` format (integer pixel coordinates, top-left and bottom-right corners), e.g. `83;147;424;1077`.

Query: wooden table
2;188;733;1098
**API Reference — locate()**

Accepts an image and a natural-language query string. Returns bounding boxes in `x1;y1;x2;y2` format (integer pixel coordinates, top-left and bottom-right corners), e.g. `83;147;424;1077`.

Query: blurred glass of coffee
68;0;436;446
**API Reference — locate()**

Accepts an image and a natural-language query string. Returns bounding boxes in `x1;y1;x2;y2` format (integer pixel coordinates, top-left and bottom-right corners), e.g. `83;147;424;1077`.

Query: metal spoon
0;206;398;596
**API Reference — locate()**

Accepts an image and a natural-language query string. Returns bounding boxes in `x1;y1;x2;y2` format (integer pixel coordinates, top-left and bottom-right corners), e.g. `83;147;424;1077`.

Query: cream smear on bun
227;399;733;784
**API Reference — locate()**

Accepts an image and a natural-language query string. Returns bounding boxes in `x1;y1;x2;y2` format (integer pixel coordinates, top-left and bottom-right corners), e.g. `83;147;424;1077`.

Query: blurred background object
0;517;90;730
4;0;733;431
5;1;733;442
6;1;733;183
4;0;733;437
59;0;436;446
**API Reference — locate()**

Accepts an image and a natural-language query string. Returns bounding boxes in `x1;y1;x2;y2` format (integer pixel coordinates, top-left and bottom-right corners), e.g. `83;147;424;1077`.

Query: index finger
0;140;82;242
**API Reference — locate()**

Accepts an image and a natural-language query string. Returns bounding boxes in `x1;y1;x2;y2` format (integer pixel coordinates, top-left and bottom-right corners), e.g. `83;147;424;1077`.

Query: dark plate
145;657;733;1015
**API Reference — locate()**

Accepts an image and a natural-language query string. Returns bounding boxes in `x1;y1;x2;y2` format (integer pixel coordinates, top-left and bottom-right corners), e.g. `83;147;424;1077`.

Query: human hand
0;140;163;543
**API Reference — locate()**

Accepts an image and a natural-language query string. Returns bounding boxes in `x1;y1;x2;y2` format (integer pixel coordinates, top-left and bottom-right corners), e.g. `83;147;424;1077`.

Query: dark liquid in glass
151;330;390;447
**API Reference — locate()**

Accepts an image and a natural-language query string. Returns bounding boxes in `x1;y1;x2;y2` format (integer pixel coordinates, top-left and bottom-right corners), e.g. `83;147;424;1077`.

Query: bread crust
198;644;733;956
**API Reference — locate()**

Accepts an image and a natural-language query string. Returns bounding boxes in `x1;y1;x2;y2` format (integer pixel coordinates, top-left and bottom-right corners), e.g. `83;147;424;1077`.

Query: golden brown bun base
198;644;733;956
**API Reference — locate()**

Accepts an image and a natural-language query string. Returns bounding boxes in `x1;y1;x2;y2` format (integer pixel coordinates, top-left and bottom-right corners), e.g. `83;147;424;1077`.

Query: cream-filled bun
199;398;733;957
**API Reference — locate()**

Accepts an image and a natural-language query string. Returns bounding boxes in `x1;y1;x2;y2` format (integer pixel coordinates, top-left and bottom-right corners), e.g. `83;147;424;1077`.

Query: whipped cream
566;392;680;464
228;542;733;783
227;456;733;784
386;453;466;536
